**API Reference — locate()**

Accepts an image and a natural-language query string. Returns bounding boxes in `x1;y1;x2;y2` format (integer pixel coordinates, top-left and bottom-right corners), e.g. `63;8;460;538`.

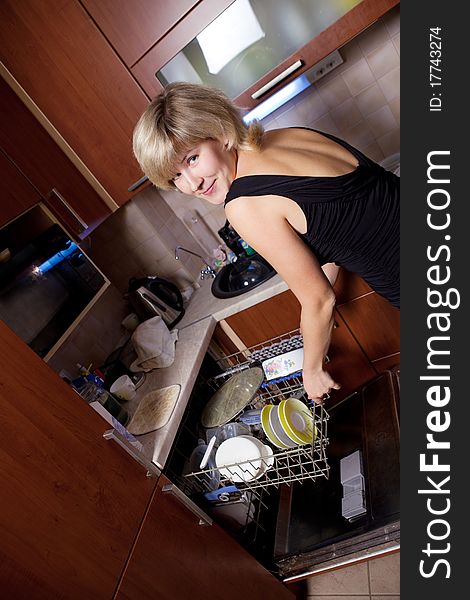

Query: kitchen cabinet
0;320;157;598
0;321;297;597
334;269;400;370
0;75;111;238
336;291;400;367
115;475;294;600
81;0;199;68
218;282;398;404
0;0;150;207
0;149;41;229
131;0;399;109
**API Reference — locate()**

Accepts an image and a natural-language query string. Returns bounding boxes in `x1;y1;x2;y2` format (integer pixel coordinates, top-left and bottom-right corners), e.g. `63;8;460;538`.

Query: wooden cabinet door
326;311;377;405
225;289;302;347
82;0;198;68
0;150;41;228
0;0;149;206
115;475;294;600
223;289;378;405
0;76;111;238
0;321;157;599
336;292;400;365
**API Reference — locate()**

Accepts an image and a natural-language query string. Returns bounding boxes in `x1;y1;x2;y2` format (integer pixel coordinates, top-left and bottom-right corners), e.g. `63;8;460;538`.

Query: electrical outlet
307;50;344;84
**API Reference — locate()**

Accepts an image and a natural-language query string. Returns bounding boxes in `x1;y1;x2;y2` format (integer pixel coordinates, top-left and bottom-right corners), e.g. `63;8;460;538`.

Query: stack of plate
261;398;316;448
215;435;274;483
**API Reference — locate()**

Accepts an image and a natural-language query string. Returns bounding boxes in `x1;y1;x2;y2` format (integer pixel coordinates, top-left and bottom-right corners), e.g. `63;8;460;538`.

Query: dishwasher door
274;369;400;578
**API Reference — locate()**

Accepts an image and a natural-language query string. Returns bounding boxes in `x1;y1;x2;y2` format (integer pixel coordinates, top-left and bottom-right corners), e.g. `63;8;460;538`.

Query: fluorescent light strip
243;75;311;124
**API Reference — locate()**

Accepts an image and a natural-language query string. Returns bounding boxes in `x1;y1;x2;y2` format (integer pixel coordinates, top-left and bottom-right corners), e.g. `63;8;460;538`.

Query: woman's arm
225;197;341;404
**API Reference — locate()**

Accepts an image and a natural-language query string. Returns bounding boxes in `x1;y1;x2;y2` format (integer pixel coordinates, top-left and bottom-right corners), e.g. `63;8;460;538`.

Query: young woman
133;82;399;405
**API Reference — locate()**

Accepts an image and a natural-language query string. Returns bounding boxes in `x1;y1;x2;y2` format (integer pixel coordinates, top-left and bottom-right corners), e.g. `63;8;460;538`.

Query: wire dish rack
184;329;330;494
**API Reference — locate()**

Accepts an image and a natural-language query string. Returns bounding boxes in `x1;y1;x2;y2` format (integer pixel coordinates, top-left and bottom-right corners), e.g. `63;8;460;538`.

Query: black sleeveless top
224;129;400;308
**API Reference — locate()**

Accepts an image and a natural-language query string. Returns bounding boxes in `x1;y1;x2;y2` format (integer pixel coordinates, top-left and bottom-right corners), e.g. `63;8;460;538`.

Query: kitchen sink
211;254;276;299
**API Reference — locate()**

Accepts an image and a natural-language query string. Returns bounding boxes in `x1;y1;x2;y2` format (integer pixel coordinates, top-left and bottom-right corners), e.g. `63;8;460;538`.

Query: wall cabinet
0;0;398;210
0;0;149;207
0;76;111;237
0;150;41;229
81;0;198;68
131;0;399;109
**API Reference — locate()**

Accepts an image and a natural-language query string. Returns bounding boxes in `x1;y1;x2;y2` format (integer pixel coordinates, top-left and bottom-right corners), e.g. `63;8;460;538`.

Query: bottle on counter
77;381;129;426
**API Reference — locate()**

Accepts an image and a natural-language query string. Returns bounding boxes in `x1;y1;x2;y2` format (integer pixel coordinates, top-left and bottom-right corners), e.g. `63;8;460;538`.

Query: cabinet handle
47;188;88;232
162;483;213;527
103;429;161;478
251;59;304;99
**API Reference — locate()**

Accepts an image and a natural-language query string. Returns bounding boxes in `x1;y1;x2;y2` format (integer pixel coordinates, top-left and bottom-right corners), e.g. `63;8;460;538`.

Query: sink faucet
174;246;216;280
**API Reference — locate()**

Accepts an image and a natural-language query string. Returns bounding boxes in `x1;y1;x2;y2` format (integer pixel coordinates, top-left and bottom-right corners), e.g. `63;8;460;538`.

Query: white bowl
215;435;274;483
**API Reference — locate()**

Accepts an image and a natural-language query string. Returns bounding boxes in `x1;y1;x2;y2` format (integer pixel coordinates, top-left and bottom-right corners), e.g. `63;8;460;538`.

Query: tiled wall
289;552;400;599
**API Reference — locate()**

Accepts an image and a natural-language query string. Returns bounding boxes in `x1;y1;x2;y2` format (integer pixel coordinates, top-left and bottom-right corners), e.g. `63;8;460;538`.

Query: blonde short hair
132;82;264;189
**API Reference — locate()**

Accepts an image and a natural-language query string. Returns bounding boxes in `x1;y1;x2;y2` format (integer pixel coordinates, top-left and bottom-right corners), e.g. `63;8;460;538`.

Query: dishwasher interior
164;329;400;574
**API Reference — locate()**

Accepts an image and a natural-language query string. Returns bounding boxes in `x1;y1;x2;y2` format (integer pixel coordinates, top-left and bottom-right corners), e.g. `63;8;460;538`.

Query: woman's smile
172;140;237;204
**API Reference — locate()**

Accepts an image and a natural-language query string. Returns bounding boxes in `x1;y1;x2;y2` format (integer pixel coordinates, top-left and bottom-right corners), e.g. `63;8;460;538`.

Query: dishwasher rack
184;329;330;494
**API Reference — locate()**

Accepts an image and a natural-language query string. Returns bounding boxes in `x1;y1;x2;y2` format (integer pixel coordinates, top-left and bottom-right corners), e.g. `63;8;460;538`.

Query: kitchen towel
129;316;178;372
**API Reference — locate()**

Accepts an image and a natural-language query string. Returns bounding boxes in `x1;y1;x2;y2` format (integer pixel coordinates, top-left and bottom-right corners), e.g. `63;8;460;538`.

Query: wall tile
369;552;400;594
310;113;341;135
357;19;389;55
393;33;400;55
366;105;398;138
389;96;400;124
378;66;400;102
334;39;363;75
316;75;352;109
309;596;370;600
306;562;370;595
340;119;375;150
341;58;375;96
377;128;400;157
330;97;363;131
383;5;401;37
366;40;400;80
355;83;388;118
362;140;385;163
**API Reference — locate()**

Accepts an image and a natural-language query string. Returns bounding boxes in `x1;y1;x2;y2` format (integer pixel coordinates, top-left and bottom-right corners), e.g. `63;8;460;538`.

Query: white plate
215;435;274;483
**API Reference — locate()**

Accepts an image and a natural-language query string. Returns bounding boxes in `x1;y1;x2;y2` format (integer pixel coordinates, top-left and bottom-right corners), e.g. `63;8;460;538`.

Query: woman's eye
188;155;198;165
172;173;181;182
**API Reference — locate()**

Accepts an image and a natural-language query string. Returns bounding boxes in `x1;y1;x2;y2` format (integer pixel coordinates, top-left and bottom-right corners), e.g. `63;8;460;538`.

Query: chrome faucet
174;246;216;280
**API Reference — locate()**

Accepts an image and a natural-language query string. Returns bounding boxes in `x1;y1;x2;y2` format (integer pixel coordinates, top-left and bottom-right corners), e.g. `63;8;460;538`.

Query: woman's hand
302;367;341;405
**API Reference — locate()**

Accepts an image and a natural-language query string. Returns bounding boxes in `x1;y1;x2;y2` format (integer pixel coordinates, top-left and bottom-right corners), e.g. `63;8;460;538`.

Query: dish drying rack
185;329;330;494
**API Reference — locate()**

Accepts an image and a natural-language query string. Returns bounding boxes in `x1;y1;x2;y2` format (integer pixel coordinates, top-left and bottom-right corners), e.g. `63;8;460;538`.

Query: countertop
125;274;289;470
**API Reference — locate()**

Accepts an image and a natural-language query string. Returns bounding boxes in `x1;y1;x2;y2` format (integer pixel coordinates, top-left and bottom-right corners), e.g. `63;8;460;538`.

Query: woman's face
171;139;237;205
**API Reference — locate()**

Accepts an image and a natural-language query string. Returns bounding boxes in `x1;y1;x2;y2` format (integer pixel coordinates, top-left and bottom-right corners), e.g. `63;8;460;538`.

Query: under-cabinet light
243;74;311;124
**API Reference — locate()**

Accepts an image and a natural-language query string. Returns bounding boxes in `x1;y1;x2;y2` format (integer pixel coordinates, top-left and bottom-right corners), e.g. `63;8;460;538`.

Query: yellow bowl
278;398;317;446
261;405;291;449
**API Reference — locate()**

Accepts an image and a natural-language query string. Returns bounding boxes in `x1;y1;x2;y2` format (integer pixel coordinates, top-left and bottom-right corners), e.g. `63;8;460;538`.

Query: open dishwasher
165;329;330;566
164;329;400;577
